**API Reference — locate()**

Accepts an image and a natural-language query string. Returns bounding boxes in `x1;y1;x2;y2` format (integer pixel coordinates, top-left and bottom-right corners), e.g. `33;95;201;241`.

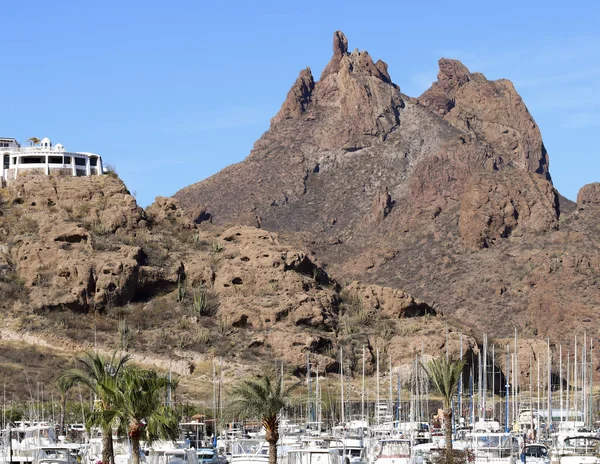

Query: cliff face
174;31;599;345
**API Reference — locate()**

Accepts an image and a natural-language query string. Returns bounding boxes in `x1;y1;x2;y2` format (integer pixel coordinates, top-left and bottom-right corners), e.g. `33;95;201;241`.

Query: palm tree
228;371;297;464
26;137;40;146
115;368;180;464
61;351;130;464
56;376;75;437
422;357;466;464
167;375;180;407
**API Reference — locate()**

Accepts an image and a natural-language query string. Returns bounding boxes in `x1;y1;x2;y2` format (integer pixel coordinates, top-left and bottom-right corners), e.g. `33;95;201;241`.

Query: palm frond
421;357;466;409
228;369;298;423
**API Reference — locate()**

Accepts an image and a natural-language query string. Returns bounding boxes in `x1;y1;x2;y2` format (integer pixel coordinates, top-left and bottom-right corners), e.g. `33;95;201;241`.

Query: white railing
1;146;62;153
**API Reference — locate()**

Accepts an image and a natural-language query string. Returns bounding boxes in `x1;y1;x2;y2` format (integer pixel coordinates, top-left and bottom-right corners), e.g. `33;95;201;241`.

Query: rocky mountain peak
320;30;394;84
269;31;404;150
419;57;550;179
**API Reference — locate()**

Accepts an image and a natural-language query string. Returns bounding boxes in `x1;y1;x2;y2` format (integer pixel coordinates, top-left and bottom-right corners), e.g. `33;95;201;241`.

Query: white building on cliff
1;137;104;184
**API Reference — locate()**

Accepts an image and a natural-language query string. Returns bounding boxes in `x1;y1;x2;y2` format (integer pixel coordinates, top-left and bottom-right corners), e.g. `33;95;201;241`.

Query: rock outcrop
0;176;181;312
458;170;559;248
270;68;315;125
419;59;550;179
343;281;435;319
577;182;600;207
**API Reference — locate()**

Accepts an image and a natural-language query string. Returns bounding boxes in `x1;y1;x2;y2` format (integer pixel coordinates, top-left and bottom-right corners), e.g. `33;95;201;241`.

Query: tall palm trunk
444;408;453;464
102;424;114;464
268;441;278;464
130;421;142;464
265;418;279;464
131;437;141;464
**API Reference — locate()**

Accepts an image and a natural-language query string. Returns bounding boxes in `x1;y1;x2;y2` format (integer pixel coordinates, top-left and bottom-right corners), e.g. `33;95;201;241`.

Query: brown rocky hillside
174;31;600;355
0;174;478;401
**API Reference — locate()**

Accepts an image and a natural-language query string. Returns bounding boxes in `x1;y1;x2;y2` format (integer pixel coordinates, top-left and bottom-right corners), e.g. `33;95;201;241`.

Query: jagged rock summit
270;30;404;150
175;31;598;344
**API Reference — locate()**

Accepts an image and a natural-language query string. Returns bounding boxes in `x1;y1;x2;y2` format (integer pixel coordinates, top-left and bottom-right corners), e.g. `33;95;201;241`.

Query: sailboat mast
575;336;578;418
307;353;312;424
512;353;516;426
212;359;216;425
589;337;594;426
340;346;345;425
505;345;510;432
362;345;365;421
537;353;540;425
376;348;380;424
483;333;488;421
530;352;534;438
478;350;482;421
560;345;563;423
583;332;587;424
316;367;321;426
547;338;551;432
397;367;401;422
459;334;463;422
514;327;519;419
492;344;496;420
566;350;570;421
470;363;474;427
219;356;224;431
389;356;393;419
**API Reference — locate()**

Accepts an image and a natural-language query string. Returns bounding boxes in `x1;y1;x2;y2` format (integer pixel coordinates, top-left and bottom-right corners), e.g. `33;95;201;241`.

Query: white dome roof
55;143;64;150
41;137;51;144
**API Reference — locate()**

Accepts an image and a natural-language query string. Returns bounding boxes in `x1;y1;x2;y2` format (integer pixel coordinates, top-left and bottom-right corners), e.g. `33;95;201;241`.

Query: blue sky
2;0;599;206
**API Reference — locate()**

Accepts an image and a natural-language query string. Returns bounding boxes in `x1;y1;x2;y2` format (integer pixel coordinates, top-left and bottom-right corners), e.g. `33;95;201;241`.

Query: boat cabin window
523;446;548;458
36;448;70;461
